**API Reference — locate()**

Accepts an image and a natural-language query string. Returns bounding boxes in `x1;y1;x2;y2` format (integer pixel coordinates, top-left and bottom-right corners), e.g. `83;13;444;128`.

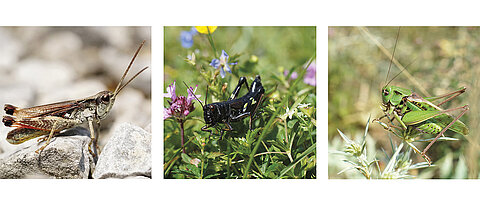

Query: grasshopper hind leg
421;104;469;160
35;121;58;154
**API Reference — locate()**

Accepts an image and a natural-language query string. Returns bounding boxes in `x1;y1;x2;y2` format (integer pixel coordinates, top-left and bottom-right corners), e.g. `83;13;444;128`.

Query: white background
0;0;477;204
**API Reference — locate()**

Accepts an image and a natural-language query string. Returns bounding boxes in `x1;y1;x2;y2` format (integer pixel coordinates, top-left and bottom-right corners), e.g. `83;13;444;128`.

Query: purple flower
164;81;202;121
283;61;316;86
304;61;316;86
210;50;237;78
283;70;298;80
180;27;198;48
164;80;177;101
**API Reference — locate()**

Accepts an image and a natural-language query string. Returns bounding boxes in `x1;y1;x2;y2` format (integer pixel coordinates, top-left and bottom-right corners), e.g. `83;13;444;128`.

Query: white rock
93;123;151;179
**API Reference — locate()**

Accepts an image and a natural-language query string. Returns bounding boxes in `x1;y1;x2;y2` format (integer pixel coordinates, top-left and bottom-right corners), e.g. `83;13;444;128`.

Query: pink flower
164;81;202;121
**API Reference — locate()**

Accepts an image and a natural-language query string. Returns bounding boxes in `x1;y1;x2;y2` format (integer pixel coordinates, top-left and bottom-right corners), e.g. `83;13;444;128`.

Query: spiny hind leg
249;94;264;130
424;87;466;107
228;77;249;100
421;105;469;158
405;141;432;165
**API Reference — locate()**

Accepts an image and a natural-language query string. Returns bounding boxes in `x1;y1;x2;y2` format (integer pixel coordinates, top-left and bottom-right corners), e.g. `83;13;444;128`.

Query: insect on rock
2;40;149;158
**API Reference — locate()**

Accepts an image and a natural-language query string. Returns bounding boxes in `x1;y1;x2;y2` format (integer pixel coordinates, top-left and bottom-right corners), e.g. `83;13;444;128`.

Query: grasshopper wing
403;110;468;135
5;100;80;119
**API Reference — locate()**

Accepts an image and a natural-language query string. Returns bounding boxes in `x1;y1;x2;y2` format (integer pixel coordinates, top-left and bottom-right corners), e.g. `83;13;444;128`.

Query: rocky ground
0;27;151;178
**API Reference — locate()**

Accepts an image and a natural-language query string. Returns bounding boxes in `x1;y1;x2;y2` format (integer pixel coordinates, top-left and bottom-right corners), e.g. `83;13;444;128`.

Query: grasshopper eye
383;90;389;96
101;94;110;102
97;94;111;104
208;105;214;112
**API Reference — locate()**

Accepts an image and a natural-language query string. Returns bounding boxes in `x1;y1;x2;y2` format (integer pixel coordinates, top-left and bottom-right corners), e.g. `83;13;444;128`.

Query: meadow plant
335;117;431;179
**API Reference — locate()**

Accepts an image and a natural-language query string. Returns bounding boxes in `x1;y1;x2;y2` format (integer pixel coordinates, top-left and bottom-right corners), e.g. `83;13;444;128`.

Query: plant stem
227;140;232;179
243;95;289;179
180;120;185;153
206;27;218;59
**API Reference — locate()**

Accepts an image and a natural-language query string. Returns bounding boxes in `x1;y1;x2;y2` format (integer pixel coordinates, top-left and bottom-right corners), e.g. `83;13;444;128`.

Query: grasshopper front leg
88;119;99;159
201;123;216;138
376;110;434;164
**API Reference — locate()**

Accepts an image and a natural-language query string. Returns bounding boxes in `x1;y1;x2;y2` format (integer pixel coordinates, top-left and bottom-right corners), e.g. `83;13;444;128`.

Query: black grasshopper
187;75;265;137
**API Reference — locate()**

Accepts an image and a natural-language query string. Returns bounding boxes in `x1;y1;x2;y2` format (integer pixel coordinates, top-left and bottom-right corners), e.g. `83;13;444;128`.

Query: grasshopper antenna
385;57;417;87
113;40;149;98
205;84;209;105
183;81;204;108
385;27;401;86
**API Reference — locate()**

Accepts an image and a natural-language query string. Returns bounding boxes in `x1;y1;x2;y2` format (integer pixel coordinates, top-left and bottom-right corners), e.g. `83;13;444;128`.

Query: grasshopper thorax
381;85;412;107
94;90;115;120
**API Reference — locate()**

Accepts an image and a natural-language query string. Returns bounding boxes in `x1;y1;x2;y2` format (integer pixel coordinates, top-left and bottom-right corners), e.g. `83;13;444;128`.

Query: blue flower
180;27;198;48
210;50;237;78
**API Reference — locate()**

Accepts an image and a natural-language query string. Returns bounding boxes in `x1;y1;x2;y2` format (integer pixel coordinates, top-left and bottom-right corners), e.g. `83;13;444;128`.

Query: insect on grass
367;27;469;165
184;75;265;138
2;40;149;159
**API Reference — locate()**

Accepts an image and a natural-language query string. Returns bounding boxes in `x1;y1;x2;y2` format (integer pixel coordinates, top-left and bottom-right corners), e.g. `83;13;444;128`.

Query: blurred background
0;27;151;157
164;26;316;86
329;27;480;179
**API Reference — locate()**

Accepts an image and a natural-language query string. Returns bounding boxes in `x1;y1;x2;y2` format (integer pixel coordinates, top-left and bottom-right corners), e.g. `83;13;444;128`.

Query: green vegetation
164;26;316;179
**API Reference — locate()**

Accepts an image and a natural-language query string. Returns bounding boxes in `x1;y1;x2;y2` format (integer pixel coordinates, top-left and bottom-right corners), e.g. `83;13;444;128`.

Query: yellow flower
195;26;217;34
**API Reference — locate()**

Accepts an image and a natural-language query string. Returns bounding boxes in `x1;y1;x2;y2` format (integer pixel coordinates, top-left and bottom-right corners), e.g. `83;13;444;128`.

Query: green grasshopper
373;28;469;165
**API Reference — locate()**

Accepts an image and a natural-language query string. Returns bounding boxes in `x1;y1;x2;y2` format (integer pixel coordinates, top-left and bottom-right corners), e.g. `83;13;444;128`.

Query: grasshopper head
381;85;411;107
95;90;115;120
203;104;217;125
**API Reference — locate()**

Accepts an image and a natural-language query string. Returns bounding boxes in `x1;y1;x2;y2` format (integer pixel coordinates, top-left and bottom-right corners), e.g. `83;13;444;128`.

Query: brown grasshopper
1;40;149;157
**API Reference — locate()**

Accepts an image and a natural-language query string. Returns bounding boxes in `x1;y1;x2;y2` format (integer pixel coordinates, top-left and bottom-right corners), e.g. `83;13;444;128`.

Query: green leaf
277;143;316;178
